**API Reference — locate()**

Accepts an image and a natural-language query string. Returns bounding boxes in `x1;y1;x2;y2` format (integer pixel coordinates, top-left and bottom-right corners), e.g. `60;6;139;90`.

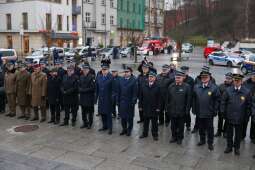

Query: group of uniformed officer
1;59;255;157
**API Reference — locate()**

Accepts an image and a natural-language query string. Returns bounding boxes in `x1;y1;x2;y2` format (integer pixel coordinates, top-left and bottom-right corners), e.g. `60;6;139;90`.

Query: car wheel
227;61;232;67
209;60;214;65
241;67;248;75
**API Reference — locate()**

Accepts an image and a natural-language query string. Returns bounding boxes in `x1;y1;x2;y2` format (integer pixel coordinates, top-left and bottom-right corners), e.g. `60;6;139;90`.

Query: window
22;13;28;30
110;0;114;8
66;0;69;5
6;14;11;30
57;15;62;31
110;16;114;25
120;0;123;10
101;0;105;6
101;14;105;25
133;3;135;13
54;0;61;3
6;35;13;49
85;0;91;2
127;1;129;12
67;16;69;31
85;12;91;23
23;35;29;53
46;13;52;30
120;18;123;28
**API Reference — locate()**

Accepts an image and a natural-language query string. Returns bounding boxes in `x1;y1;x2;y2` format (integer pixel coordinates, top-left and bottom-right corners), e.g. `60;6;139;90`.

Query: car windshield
32;51;43;56
249;56;255;62
103;48;112;52
142;43;149;47
1;51;14;56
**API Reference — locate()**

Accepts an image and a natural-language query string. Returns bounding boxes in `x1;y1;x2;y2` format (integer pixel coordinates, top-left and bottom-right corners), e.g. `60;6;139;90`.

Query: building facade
0;0;79;55
144;0;164;37
117;0;145;47
80;0;118;47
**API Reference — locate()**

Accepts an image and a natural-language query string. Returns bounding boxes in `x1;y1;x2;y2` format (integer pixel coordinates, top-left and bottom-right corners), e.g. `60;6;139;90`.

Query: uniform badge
241;96;245;101
208;91;212;96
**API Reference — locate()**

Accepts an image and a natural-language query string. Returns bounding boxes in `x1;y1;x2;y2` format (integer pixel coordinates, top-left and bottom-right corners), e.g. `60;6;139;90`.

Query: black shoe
224;147;233;154
137;120;143;124
80;124;88;129
177;140;182;145
158;122;164;126
72;122;76;127
40;119;46;123
48;120;55;124
98;128;107;131
17;115;26;119
153;136;158;141
9;114;16;117
120;131;127;136
31;117;39;121
87;125;91;129
208;145;214;151
108;130;112;135
197;141;206;146
139;135;148;139
126;132;131;136
223;133;227;138
169;138;177;143
25;116;30;120
60;123;68;126
234;149;240;156
96;114;100;117
186;127;191;131
54;121;60;125
214;132;222;137
165;122;170;127
191;128;198;134
5;113;12;117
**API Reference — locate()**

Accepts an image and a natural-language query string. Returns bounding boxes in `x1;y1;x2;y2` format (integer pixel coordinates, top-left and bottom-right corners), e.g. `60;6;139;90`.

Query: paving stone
0;160;36;170
0;151;31;164
53;163;88;170
55;151;105;169
92;160;147;170
30;146;67;160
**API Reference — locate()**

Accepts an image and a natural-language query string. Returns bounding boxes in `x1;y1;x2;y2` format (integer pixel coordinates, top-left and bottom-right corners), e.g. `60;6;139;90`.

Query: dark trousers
194;116;199;129
0;93;6;112
139;110;144;122
49;104;60;122
101;113;112;130
33;106;46;120
121;117;134;133
81;106;94;127
242;116;255;140
159;100;170;124
143;116;158;137
64;104;77;124
184;113;191;128
227;123;242;150
198;118;214;145
217;114;228;134
171;117;185;140
112;98;117;116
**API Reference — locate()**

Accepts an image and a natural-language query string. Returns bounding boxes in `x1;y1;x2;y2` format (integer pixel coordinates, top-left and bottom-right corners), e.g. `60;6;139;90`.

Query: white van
0;49;18;61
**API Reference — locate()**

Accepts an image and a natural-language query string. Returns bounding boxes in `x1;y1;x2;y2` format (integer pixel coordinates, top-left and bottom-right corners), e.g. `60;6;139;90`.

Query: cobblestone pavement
0;48;254;170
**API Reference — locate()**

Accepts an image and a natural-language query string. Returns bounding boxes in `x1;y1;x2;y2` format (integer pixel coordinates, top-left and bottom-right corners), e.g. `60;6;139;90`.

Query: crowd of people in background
1;57;255;158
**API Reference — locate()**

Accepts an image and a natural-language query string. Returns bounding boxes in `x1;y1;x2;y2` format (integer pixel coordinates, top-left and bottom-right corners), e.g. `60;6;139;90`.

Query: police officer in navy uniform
118;67;138;136
79;63;96;129
47;68;61;124
157;64;173;126
111;69;120;118
60;65;79;127
167;70;191;145
243;72;255;143
137;63;150;124
139;70;161;141
215;72;233;137
193;69;220;151
192;66;216;134
222;73;251;155
96;63;114;135
180;66;194;131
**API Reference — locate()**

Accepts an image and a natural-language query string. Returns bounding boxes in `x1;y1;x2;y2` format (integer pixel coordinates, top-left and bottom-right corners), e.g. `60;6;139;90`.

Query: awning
50;32;79;40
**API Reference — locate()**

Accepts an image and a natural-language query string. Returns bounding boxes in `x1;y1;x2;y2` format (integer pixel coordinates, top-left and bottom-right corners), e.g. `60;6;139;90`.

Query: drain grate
14;124;39;133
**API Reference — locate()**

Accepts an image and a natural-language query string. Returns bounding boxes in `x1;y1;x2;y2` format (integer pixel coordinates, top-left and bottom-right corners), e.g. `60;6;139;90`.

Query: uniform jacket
79;73;96;107
166;83;191;118
96;72;113;115
192;82;220;118
4;70;17;94
157;73;173;101
118;75;138;119
47;75;61;105
112;75;120;100
16;70;30;106
218;82;232;113
29;71;47;107
222;85;251;125
61;74;79;105
140;81;160;117
137;73;148;107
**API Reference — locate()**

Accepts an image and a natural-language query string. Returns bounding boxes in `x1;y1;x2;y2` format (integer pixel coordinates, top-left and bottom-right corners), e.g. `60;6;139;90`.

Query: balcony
84;21;96;30
72;5;81;15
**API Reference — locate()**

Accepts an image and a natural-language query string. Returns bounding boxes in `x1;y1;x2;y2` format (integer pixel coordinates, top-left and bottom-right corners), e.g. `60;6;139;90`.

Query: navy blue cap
162;64;170;69
142;63;150;68
225;72;233;78
180;66;189;71
82;63;90;69
175;70;185;77
39;60;47;65
232;73;244;80
148;71;157;77
101;63;110;69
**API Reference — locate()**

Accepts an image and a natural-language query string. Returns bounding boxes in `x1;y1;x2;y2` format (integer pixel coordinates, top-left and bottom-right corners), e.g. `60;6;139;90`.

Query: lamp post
19;24;24;59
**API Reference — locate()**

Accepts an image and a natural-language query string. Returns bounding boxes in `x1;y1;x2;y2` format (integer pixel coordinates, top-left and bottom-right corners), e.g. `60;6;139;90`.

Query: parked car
0;49;18;61
182;43;193;53
204;46;222;59
240;55;255;74
120;47;131;57
99;48;113;58
25;50;48;64
208;51;244;67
